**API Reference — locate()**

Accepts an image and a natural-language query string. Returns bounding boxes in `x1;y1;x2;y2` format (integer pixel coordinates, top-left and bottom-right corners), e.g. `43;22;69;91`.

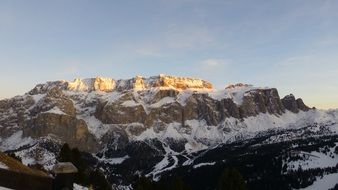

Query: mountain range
0;75;337;190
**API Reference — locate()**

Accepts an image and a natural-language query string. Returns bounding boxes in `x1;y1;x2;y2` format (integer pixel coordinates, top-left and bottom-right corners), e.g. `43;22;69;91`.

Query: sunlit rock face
29;75;213;94
67;77;116;92
151;74;213;90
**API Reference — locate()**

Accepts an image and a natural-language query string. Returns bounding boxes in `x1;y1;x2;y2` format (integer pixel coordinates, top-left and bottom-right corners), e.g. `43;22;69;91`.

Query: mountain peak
29;75;214;94
152;74;213;90
225;83;252;89
67;77;115;92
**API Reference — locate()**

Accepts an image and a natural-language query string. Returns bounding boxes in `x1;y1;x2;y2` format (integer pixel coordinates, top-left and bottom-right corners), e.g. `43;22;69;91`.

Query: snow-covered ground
133;109;338;153
15;143;57;170
147;145;180;181
0;131;34;151
74;184;89;190
3;107;334;156
209;84;266;105
0;161;8;169
42;106;67;115
287;146;338;171
300;173;338;190
193;162;216;169
0;186;13;190
99;155;130;165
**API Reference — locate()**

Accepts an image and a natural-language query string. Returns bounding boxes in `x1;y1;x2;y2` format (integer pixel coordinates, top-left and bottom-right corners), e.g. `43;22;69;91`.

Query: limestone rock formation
23;113;98;152
30;87;76;116
0;75;312;153
281;94;310;113
68;77;116;92
239;88;285;117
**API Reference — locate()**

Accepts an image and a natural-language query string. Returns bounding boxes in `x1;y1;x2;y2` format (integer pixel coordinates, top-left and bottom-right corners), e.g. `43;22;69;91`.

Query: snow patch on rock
43;106;67;115
0;161;8;170
300;173;338;190
209;84;268;105
0;131;34;151
150;97;175;108
193;162;216;169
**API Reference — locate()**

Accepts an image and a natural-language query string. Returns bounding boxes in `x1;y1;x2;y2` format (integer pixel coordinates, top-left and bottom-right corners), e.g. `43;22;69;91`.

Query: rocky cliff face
95;84;304;128
239;88;285;117
24;113;98;152
281;94;310;113
0;75;312;153
29;74;213;94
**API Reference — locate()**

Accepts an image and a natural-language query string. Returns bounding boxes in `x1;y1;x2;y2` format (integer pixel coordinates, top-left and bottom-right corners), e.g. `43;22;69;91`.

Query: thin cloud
59;60;81;76
165;24;214;49
135;47;163;57
200;58;233;70
202;59;222;67
130;24;217;56
279;56;313;66
318;36;338;46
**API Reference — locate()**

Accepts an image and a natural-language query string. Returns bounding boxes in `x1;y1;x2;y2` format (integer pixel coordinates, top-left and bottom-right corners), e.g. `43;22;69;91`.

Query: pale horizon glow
0;0;337;109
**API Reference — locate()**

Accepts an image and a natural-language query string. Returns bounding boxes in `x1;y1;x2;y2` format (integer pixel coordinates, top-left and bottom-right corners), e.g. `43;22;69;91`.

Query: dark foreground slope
157;132;338;190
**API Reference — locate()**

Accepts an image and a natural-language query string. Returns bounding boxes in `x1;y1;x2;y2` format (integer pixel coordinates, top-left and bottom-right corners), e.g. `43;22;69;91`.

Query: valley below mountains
0;75;337;190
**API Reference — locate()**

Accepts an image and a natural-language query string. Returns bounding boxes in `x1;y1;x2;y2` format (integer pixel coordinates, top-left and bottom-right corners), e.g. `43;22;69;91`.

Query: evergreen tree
171;177;192;190
57;143;111;189
133;176;157;190
89;169;112;190
71;148;87;173
71;148;89;185
58;143;72;162
217;168;247;190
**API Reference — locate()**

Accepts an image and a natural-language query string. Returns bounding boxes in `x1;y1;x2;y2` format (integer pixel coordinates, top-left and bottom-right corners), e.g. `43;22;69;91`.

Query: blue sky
0;0;337;109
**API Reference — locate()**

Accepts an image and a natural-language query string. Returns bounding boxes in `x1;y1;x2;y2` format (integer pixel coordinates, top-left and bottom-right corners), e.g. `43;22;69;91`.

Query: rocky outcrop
67;77;116;92
29;81;68;95
281;94;309;113
30;87;76;116
194;94;220;126
225;83;250;89
28;74;213;94
218;98;241;119
296;98;310;111
24;113;98;152
281;94;299;113
151;74;213;90
239;89;285;117
94;87;293;128
0;95;34;129
115;75;213;91
151;89;179;102
95;92;151;125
